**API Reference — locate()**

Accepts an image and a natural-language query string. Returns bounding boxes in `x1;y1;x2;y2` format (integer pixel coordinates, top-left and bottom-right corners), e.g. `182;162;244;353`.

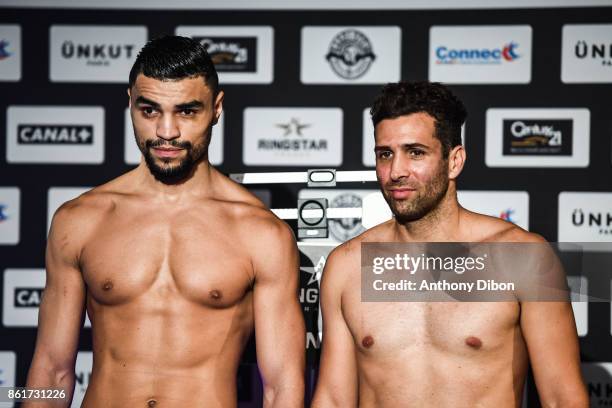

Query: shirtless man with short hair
312;81;587;407
25;36;305;408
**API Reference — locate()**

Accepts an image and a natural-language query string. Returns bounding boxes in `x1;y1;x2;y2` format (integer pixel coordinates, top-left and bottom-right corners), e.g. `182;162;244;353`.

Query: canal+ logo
436;42;520;64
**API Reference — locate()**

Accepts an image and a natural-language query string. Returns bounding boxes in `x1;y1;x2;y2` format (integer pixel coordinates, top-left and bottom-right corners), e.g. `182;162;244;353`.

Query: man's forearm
22;365;74;408
263;380;305;408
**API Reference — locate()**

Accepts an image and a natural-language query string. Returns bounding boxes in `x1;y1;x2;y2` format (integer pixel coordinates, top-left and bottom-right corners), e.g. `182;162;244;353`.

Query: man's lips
387;187;416;199
152;147;184;158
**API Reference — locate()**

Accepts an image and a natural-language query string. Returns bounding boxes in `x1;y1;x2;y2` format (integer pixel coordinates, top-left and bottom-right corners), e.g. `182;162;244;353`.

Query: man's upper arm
520;301;587;406
312;246;358;408
27;202;87;384
251;217;305;402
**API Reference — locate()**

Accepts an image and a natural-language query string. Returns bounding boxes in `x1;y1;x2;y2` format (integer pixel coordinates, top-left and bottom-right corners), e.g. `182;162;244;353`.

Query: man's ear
212;90;224;125
448;144;466;180
127;87;132;108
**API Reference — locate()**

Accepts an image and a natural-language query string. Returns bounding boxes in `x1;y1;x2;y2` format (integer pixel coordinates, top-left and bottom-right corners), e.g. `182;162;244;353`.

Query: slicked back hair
129;35;219;96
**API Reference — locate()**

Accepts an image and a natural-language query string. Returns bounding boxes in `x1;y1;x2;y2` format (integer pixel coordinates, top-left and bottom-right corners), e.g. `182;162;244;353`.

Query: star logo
302;255;326;286
276;118;310;136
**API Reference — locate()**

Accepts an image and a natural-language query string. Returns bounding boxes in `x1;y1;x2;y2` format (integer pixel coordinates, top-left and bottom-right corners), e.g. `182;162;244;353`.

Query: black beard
141;139;206;184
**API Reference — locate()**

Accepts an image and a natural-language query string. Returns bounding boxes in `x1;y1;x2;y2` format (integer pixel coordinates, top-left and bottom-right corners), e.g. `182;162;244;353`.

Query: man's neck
393;190;462;242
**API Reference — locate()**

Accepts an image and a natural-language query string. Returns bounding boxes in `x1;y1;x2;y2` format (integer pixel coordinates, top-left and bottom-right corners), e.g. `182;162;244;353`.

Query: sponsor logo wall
1;6;611;407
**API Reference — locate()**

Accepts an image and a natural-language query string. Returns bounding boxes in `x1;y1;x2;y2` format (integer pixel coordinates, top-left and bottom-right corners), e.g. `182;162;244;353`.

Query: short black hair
370;81;467;158
129;35;219;95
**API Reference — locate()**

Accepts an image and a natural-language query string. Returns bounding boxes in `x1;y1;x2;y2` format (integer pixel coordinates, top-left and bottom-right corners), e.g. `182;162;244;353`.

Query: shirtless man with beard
312;81;587;407
25;36;305;408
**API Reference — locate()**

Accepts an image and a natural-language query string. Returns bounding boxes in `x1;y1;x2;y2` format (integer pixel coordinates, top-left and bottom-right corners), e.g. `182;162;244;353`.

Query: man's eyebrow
175;100;204;110
374;143;430;151
134;96;160;108
402;143;430;149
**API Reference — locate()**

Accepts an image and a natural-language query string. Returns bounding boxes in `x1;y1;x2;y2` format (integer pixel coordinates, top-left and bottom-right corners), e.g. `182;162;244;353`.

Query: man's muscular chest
79;209;253;308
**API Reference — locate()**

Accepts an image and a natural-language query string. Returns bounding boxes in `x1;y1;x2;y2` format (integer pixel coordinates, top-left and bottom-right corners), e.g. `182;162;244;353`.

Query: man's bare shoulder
56;176;132;219
461;210;546;243
211;182;294;253
48;181;131;259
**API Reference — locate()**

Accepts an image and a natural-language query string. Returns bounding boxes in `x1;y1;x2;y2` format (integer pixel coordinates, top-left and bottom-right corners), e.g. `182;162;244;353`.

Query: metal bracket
297;198;328;239
307;169;336;187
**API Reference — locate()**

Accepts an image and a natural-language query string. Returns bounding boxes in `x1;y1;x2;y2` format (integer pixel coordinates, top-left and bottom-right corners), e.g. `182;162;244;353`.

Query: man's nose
156;115;180;140
390;154;410;181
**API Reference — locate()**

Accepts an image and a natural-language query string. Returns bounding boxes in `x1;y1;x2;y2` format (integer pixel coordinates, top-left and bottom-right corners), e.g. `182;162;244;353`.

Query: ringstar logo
243;107;342;166
257;118;326;151
17;125;93;145
276;118;310;136
0;39;11;60
436;42;520;64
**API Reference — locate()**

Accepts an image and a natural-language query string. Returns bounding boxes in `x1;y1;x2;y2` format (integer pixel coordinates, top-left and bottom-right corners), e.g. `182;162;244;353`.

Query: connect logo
0;204;7;222
499;209;516;223
436;42;520;64
0;39;11;60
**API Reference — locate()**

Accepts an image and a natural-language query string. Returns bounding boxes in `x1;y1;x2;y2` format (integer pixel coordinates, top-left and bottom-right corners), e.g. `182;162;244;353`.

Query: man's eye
377;151;392;159
180;109;195;116
141;107;157;116
409;149;425;157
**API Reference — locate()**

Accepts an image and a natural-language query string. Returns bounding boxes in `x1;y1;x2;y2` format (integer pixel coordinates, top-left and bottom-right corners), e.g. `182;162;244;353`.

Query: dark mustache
146;139;192;149
385;183;418;189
